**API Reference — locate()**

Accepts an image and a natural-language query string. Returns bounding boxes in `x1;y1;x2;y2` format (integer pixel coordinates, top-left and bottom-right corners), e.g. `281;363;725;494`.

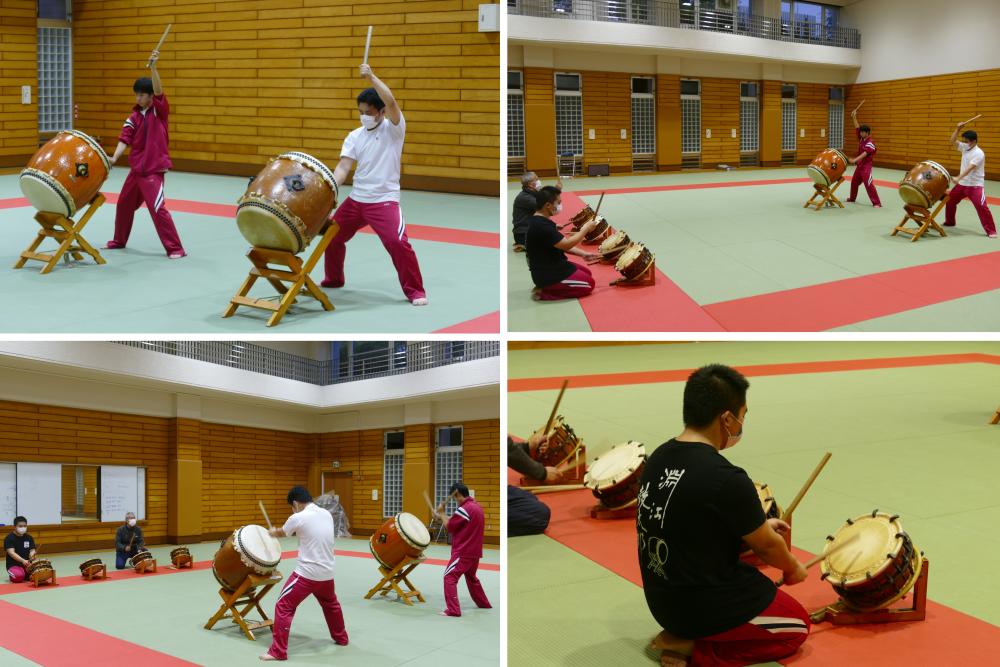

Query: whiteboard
137;467;146;521
16;463;61;525
101;465;139;521
0;464;15;526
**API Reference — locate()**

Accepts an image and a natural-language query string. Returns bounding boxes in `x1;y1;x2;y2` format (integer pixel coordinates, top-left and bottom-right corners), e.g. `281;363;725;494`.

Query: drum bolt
826;535;835;541
846;518;854;525
865;571;873;580
820;572;830;581
889;514;900;522
871;509;879;517
895;532;905;539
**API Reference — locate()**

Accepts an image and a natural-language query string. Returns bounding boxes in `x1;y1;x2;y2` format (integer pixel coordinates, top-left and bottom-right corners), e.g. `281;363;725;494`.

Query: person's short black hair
962;130;978;142
287;486;312;505
356;87;385;111
133;77;153;95
682;364;750;428
449;482;470;498
13;516;27;526
534;185;561;211
859;124;871;134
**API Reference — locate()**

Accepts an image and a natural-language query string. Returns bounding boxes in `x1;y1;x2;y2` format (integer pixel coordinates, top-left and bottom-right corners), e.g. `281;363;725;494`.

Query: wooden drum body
583;441;647;510
26;559;54;583
820;511;923;612
582;216;613;244
530;416;582;468
569;205;595;230
806;148;848;188
20;130;111;217
615;243;654;281
212;524;282;591
898;161;951;209
236;152;339;254
170;546;192;567
79;558;104;579
369;512;431;569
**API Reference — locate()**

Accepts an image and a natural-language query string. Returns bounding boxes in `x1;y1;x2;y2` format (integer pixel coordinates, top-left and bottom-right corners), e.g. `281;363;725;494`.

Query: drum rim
918;160;951;182
584;441;647;489
20;168;76;217
278;151;339;197
79;558;103;570
395;512;431;549
63;129;112;174
805;164;831;187
820;511;909;585
615;242;647;271
233;524;282;571
237;193;309;253
599;229;630;253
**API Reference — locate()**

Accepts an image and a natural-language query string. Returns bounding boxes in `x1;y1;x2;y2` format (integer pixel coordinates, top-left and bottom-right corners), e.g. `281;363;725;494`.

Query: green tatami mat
508;535;779;667
0;536;499;666
0;171;499;333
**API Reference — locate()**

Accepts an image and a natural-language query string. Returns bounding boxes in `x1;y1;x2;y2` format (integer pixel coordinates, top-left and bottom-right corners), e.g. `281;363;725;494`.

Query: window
781;1;840;41
38;0;68;20
553;0;572;13
508;71;525;159
631;77;655;155
680;79;701;154
828;87;844;149
554;73;583;156
383;431;404;518
781;84;797;151
447;341;466;360
392;341;407;370
739;82;759;153
37;26;72;132
435;426;464;516
351;341;390;376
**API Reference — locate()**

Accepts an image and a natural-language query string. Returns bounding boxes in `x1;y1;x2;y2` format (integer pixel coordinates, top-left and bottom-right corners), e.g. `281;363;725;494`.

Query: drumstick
960;114;983;126
852;99;865;114
258;500;274;531
421;489;442;517
780;452;831;522
363;26;373;64
592;192;606;219
524;483;586;494
542;380;569;436
774;534;860;587
147;24;172;67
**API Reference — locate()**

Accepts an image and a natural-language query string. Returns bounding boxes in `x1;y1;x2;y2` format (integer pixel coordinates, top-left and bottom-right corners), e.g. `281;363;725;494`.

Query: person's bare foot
649;630;694;655
659;650;690;667
412;297;429;306
259;653;281;661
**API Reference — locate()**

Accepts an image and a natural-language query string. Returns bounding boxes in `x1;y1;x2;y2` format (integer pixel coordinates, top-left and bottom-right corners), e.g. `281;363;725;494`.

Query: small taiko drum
583;216;613;244
370;512;431;570
583;441;647;510
530;416;582;468
820;511;923;612
569;205;595;230
26;559;55;583
898;161;951;209
170;546;192;568
615;243;654;281
79;558;104;579
739;482;783;556
598;229;630;259
236;151;339;254
128;549;155;572
212;525;282;591
806;148;848;188
20;130;111;218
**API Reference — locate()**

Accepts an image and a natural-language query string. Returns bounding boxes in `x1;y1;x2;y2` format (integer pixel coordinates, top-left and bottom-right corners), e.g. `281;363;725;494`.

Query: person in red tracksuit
433;482;492;617
105;47;186;258
846;108;882;207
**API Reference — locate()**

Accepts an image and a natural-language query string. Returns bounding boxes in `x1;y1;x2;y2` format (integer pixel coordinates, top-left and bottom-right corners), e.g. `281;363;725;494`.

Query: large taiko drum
806;148;849;188
236;152;339;254
370;512;431;569
583;441;646;510
212;524;282;592
19;130;111;218
898;161;951;209
530;416;582;468
615;243;654;281
820;511;923;612
599;229;630;259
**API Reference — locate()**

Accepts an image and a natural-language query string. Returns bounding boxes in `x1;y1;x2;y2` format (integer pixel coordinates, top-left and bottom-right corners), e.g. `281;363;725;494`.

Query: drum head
236;198;305;253
821;512;906;586
584;441;646;491
234;524;282;569
19;169;75;217
806;164;830;187
898;182;931;208
615;243;645;272
599;230;628;254
396;512;431;549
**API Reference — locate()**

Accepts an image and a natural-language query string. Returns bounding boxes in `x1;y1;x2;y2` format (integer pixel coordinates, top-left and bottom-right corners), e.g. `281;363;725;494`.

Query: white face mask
360;114;379;130
554;203;563;214
532;179;542;189
723;413;744;449
959;141;972;152
15;526;26;535
127;518;137;527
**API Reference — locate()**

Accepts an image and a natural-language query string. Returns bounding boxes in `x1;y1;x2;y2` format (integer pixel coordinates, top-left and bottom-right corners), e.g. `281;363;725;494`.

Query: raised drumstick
592;192;606;219
258;500;273;531
852;99;865;114
780;452;831;522
363;26;373;64
542;379;569;436
960;114;983;126
147;24;172;67
774;534;860;587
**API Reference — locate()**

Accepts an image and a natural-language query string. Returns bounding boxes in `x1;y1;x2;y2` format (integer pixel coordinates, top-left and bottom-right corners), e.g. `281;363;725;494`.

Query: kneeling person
525;187;598;301
5;516;36;583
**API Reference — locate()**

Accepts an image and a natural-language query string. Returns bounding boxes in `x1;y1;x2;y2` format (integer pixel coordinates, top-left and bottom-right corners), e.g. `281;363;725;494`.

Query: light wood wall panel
0;0;38;166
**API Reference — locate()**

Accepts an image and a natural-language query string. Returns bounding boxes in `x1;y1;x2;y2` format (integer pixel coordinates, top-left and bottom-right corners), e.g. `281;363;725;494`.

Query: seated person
115;511;145;569
507;433;559;536
5;516;36;583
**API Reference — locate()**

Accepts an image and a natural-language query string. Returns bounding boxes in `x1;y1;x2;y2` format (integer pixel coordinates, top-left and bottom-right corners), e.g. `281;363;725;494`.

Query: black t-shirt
637;439;775;638
4;531;35;571
525;215;575;287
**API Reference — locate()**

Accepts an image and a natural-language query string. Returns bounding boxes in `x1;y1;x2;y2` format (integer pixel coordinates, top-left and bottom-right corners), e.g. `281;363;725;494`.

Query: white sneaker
411;297;429;306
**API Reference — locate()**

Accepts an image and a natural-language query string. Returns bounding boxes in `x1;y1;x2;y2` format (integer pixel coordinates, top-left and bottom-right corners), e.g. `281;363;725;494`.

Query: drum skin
898;161;951;208
369;513;430;569
212;526;281;592
583;441;647;509
599;230;630;258
236;152;338;254
615;243;654;281
806;148;848;187
20;130;111;217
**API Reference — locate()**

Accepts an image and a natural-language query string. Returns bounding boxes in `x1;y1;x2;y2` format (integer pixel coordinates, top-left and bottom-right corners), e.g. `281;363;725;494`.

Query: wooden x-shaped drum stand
205;572;283;641
804;178;846;211
810;558;929;625
223;221;339;327
14;194;107;274
364;555;426;606
891;197;950;242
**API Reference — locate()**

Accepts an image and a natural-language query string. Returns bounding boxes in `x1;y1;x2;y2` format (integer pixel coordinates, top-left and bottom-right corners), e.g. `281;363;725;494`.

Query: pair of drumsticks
558;193;605;231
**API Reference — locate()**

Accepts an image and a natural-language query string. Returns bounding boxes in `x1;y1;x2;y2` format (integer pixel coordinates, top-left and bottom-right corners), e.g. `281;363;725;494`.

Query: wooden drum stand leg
804;178;846;211
82;565;107;581
891;197;949;242
364;556;426;606
223;221;339;327
170;555;193;570
14;194;107;274
611;260;656;287
990;406;1000;425
810;558;929;625
205;572;283;641
30;571;58;588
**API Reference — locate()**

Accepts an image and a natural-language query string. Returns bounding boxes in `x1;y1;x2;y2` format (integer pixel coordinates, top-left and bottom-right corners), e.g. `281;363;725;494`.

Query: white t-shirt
341;113;405;203
282;503;336;581
957;142;986;187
